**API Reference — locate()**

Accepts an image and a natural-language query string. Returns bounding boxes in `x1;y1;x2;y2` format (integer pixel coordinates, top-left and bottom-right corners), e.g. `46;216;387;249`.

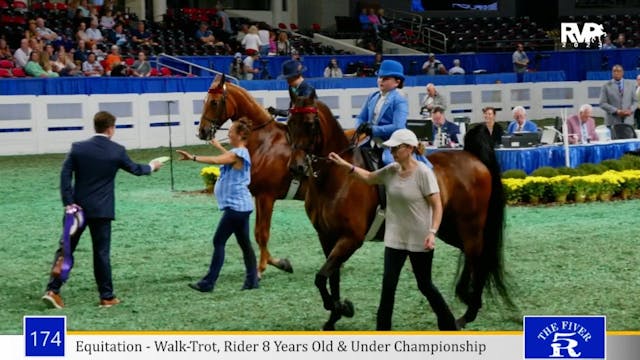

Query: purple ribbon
60;205;84;281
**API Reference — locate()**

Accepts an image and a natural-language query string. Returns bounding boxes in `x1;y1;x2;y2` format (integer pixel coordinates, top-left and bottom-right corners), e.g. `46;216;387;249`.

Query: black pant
376;246;456;330
47;218;114;300
199;208;257;288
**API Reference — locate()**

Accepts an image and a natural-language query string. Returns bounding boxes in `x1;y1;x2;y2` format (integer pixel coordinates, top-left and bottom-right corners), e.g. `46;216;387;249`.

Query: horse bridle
289;105;357;178
199;87;228;140
201;86;275;140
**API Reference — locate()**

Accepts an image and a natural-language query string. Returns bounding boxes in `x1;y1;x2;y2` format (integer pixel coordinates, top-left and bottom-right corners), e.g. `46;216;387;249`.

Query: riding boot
241;267;259;290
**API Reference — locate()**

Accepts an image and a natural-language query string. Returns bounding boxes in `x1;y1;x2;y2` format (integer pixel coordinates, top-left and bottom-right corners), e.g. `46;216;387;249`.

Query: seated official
567;104;599;144
507;105;538;133
431;106;460;147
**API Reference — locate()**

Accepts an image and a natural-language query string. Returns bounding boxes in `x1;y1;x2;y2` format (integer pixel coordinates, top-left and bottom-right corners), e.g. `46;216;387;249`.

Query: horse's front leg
254;195;292;278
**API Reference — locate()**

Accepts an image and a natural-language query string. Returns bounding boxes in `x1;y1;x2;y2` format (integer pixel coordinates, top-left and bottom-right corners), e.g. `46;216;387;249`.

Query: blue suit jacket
432;120;461;144
507;120;538;134
60;135;152;219
289;79;317;105
355;89;408;164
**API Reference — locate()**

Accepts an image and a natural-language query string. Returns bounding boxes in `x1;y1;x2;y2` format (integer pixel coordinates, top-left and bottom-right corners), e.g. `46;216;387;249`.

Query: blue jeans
198;208;257;289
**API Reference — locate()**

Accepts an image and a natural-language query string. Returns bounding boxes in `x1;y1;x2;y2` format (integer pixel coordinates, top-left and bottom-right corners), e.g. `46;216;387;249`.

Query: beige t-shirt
371;162;440;252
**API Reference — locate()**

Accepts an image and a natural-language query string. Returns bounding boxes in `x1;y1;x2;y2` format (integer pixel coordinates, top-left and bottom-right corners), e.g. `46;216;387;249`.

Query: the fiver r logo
523;316;606;359
561;23;606;48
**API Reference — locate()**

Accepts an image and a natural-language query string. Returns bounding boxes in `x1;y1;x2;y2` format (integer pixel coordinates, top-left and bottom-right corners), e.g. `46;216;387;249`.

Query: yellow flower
200;166;221;186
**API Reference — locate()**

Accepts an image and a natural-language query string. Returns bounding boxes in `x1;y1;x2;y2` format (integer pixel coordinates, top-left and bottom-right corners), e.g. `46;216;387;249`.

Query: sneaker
42;291;64;309
99;297;120;308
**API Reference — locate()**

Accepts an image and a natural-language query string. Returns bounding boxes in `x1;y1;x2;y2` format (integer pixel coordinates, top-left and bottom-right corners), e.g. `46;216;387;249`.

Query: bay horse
287;96;512;330
198;74;296;277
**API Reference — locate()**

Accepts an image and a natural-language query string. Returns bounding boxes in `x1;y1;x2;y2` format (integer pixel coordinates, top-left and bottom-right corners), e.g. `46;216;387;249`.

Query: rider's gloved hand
356;122;373;136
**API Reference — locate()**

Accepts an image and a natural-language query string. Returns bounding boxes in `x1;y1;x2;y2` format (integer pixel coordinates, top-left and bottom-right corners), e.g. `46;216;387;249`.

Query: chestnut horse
287;96;511;330
197;74;298;277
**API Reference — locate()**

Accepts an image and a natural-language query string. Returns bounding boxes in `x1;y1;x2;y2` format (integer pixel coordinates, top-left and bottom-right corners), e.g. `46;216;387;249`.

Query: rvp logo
561;23;606;48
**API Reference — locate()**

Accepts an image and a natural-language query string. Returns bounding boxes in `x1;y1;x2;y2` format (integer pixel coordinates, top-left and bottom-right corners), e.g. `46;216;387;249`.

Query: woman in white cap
328;128;456;331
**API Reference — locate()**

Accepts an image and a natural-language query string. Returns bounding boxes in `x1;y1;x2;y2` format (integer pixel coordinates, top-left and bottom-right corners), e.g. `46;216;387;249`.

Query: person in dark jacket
267;59;317;117
42;111;163;309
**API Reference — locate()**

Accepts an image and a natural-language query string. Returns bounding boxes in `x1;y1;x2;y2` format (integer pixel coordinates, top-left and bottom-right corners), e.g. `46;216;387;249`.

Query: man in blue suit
431;106;460;147
43;111;163;309
507;105;538;133
355;59;431;166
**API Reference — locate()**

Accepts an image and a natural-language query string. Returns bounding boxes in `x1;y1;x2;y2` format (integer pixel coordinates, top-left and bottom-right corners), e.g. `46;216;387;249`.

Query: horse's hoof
455;318;467;330
322;322;335;331
278;258;293;273
341;300;354;318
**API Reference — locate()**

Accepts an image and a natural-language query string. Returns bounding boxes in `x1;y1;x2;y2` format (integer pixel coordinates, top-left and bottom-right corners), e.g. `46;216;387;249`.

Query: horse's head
199;74;232;140
287;96;321;177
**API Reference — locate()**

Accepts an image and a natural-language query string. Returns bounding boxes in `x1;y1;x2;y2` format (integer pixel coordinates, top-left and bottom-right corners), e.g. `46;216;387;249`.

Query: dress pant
47;218;114;300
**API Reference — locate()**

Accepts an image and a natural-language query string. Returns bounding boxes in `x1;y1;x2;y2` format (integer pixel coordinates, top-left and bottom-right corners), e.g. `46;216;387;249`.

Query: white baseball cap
382;129;419;147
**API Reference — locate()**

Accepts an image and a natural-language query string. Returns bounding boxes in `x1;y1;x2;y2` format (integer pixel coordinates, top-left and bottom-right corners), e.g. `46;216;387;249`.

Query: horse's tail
462;124;512;306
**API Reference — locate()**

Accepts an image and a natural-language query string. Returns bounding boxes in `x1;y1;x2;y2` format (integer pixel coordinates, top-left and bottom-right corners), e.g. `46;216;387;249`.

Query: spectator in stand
0;39;13;61
53;46;81;76
82;52;104;76
25;20;39;42
242;25;262;56
229;52;245;79
77;0;90;17
71;9;86;30
377;8;391;32
39;48;56;75
268;30;277;55
76;22;94;49
507;106;538;133
43;44;56;62
512;43;529;74
243;51;260;80
276;31;291;56
323;58;343;78
90;43;106;61
13;39;31;68
431;106;460;147
614;33;626;48
359;8;372;31
422;53;446;75
601;36;616;50
131;51;151;77
448;59;465;75
25;51;59;78
215;3;233;35
420;83;447;117
235;24;249;43
74;40;90;66
35;18;59;45
131;21;157;48
367;8;381;33
104;45;122;75
86;19;105;46
257;22;271;57
567;104;598;144
196;23;222;47
29;38;43;53
109;23;129;48
372;52;383;73
88;5;100;24
100;9;116;30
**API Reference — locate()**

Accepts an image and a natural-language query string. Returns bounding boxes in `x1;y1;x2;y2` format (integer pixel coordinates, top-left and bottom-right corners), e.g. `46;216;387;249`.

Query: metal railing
421;27;448;54
153;53;240;83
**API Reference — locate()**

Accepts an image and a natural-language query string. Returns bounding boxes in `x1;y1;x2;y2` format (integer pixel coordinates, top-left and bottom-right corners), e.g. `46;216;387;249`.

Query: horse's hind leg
254;196;292;277
455;227;487;329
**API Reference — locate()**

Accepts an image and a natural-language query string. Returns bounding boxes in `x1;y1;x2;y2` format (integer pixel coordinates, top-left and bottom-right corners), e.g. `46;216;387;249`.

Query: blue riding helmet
281;60;307;79
376;60;405;81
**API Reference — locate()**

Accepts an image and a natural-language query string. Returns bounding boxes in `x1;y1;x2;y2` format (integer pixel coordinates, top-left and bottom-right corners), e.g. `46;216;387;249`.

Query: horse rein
289;105;358;178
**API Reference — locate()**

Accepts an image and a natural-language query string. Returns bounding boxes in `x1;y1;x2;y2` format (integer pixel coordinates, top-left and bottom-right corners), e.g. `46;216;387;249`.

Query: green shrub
577;163;608;175
600;159;625;171
619;154;640;170
502;169;527;178
531;166;559;177
556;166;583;176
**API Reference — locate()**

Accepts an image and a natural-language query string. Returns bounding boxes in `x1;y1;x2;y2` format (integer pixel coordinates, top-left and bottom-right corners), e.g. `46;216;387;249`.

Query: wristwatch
192;156;197;162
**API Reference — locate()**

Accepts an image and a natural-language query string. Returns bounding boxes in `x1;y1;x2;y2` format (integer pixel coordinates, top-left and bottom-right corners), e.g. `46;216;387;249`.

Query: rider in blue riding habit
268;59;317;117
355;59;432;167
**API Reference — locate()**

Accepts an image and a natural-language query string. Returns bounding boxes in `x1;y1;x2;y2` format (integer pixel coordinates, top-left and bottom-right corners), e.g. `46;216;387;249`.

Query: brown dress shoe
42;291;64;309
99;297;120;308
51;256;63;278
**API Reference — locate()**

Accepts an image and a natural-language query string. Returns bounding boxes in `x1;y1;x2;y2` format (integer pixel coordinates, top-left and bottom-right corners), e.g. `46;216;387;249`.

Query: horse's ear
220;73;226;86
210;74;220;89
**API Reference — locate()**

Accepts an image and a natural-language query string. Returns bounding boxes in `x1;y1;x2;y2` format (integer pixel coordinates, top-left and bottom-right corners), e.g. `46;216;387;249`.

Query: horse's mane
312;99;350;151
